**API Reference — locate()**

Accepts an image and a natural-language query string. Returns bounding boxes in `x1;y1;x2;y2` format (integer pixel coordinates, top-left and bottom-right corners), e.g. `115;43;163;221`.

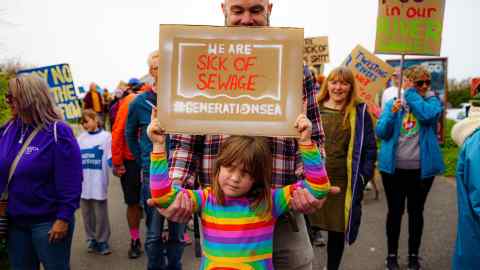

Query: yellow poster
375;0;446;56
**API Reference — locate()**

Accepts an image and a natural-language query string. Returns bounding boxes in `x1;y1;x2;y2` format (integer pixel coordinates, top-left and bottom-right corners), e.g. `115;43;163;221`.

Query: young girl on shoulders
147;111;332;270
77;109;112;255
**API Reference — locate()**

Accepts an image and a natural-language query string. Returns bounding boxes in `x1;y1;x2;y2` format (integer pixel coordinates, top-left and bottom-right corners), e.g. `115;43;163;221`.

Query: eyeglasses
415;80;431;87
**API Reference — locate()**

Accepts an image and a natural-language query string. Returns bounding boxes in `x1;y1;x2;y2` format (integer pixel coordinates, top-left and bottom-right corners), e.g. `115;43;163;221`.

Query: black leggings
381;169;434;256
327;231;345;270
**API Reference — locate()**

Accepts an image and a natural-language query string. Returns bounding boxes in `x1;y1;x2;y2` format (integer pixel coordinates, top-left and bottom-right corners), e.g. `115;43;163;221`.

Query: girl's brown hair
211;136;273;215
316;66;358;127
81;109;101;127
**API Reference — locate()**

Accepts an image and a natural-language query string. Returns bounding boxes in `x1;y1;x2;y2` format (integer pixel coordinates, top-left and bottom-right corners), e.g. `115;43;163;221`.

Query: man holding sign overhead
157;1;335;269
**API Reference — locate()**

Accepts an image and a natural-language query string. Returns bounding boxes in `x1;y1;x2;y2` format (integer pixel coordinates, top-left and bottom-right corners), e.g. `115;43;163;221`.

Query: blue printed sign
17;63;82;121
80;145;104;170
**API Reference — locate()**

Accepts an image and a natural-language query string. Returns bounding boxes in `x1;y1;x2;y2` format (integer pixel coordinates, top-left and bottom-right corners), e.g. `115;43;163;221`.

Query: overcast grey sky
0;0;478;90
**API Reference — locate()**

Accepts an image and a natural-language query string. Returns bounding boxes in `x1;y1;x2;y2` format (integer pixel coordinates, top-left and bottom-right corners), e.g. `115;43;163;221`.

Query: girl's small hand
294;114;312;144
391;99;402;114
147;108;166;144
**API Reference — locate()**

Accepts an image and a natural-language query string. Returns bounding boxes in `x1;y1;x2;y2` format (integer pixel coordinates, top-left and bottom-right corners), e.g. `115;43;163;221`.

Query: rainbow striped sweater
150;142;330;270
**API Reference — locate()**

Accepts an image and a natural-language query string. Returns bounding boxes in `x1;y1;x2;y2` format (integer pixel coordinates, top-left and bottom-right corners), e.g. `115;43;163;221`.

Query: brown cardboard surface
375;0;445;56
344;45;395;117
304;36;329;65
157;24;304;137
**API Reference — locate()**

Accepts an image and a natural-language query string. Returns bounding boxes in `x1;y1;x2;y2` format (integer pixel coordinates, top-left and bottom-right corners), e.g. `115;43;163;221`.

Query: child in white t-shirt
77;109;112;255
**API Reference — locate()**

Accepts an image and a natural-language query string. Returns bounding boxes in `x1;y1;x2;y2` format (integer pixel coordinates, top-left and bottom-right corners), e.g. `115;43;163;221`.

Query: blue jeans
8;219;75;270
142;174;185;270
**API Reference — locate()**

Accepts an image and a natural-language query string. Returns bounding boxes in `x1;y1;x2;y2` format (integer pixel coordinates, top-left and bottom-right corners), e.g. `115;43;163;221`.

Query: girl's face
81;116;98;132
327;78;351;104
218;161;254;198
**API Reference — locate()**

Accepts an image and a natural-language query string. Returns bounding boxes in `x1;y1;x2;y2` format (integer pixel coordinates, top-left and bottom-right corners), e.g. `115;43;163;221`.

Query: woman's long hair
316;66;357;127
211;136;273;216
8;74;62;126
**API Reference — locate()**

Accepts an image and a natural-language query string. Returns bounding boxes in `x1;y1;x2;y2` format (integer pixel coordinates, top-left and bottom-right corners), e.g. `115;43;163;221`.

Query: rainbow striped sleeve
271;142;330;217
297;142;330;198
150;152;204;212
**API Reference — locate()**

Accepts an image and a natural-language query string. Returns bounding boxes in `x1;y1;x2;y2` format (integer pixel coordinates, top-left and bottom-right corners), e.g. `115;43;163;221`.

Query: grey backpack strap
1;125;43;200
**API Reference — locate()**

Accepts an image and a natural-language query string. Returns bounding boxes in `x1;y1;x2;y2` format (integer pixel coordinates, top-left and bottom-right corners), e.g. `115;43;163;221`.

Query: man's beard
224;13;270;26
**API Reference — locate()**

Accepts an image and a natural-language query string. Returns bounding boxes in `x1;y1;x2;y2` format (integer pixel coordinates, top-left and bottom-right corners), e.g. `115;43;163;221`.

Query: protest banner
304;36;329;66
375;0;446;56
17;64;82;121
343;45;395;117
386;57;448;142
156;24;304;137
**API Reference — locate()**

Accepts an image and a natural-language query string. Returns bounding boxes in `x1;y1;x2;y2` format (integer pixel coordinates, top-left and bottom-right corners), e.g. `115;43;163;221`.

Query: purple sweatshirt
0;118;82;224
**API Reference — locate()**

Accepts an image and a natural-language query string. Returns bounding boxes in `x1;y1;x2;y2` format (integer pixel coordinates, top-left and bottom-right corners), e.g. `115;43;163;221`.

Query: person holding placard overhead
153;1;341;270
0;74;82;269
376;65;444;270
126;50;186;270
308;66;377;270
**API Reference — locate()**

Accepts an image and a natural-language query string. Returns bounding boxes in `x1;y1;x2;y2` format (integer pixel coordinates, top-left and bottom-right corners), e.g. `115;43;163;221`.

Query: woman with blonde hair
308;66;377;270
376;65;444;270
0;74;82;269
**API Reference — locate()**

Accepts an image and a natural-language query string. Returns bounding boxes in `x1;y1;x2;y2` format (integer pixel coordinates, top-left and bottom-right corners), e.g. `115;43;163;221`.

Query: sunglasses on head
415;80;431;87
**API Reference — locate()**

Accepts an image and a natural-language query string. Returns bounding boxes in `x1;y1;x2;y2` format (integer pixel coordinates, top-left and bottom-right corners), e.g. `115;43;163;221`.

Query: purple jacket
0;118;82;224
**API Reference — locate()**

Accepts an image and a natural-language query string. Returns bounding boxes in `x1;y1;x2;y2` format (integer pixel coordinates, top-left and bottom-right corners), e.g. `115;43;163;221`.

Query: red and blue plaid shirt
168;66;325;188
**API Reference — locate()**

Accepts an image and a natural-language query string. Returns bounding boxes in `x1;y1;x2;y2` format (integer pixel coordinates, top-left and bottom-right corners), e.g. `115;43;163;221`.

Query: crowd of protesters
0;0;479;270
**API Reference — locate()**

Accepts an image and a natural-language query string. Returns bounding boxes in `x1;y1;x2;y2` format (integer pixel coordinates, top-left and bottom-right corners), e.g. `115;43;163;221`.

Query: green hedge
441;119;459;177
0;73;11;125
448;88;471;108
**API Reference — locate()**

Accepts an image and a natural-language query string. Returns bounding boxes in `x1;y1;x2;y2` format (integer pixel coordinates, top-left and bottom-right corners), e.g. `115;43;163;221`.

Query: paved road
70;175;457;270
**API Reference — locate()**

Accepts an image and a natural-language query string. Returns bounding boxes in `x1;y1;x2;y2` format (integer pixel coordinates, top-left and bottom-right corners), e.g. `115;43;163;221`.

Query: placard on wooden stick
344;45;395;117
304;37;329;66
157;24;304;137
375;0;446;56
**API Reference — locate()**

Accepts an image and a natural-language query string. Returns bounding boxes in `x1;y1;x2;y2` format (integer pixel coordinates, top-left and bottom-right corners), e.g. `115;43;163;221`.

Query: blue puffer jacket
376;88;445;179
125;90;170;176
453;127;480;270
345;103;377;244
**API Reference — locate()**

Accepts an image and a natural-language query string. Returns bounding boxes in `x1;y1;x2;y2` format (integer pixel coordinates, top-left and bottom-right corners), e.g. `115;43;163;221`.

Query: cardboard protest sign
157;24;304;137
304;37;329;66
17;64;82;121
344;45;395;117
375;0;446;56
386;57;448;142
